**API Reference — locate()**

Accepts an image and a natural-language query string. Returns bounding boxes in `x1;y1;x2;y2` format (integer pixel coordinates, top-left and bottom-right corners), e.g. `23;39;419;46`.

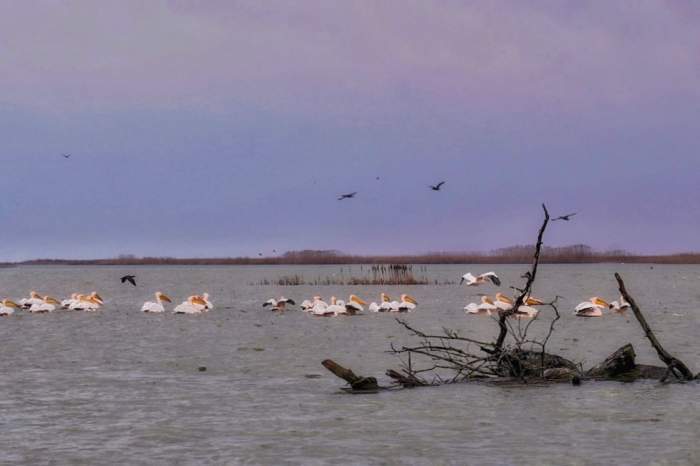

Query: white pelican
325;296;346;316
396;294;418;312
368;293;393;312
263;297;295;311
465;296;498;315
300;297;320;312
574;297;610;317
311;297;335;317
19;291;44;309
61;293;78;309
494;293;540;319
173;296;208;314
0;299;19;316
70;294;103;311
610;296;631;312
336;295;367;316
460;272;501;287
28;296;61;313
141;292;172;313
494;293;514;311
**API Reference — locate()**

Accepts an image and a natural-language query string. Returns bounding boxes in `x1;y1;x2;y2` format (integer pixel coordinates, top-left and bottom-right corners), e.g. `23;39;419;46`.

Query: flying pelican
368;293;393;312
337;295;367;315
609;296;631;312
28;296;61;313
429;181;446;191
465;296;499;315
574;297;610;317
263;297;295;311
337;192;357;201
141;292;172;313
19;291;44;309
173;296;209;314
460;272;501;287
0;299;19;316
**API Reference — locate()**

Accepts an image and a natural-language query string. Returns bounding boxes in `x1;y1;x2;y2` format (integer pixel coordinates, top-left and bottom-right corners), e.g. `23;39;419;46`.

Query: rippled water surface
1;264;699;465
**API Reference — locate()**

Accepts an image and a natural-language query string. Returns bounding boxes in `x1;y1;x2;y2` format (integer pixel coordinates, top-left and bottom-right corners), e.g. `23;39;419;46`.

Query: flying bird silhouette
61;153;71;159
430;181;446;191
337;192;357;200
553;212;578;222
120;275;137;286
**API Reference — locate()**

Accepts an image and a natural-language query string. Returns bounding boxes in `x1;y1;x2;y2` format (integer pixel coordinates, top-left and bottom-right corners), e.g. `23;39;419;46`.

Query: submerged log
586;344;637;379
322;359;379;391
496;349;578;377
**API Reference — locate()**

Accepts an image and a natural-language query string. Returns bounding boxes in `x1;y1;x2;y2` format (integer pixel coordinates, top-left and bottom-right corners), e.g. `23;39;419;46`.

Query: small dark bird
375;176;380;181
337;192;357;201
430;181;446;191
61;153;71;159
553;212;578;221
258;253;263;257
120;275;137;286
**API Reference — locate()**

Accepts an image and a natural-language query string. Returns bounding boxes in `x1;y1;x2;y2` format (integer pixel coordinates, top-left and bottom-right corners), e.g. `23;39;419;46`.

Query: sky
1;0;700;261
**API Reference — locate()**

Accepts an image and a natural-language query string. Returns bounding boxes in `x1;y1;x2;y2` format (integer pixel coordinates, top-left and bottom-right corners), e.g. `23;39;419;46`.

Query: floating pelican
465;296;498;315
460;272;501;287
70;294;103;311
300;296;321;311
173;296;208;314
263;297;295;311
396;294;418;312
0;299;19;316
311;297;334;317
368;293;393;312
610;296;630;312
494;293;514;311
141;292;172;313
29;296;61;313
574;297;610;317
325;296;346;316
511;305;539;319
61;293;78;309
19;291;44;309
201;293;213;311
337;295;367;316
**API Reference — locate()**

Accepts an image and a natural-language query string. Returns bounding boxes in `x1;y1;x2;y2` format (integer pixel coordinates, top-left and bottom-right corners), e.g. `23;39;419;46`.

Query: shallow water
0;264;699;465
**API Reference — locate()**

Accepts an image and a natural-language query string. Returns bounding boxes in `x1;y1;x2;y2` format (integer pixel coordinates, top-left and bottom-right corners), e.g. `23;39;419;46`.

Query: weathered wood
322;359;379;390
615;273;695;381
586;344;637;379
386;369;428;387
496;349;577;377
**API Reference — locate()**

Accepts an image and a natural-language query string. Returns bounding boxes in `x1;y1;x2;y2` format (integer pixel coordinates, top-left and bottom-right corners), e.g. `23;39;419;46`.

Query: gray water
0;264;699;465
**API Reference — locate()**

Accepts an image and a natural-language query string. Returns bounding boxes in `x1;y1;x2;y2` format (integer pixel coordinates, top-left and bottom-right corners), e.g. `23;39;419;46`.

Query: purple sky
1;1;700;261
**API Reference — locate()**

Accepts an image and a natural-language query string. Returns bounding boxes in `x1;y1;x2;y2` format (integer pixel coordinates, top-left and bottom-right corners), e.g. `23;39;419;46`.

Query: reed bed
253;265;453;286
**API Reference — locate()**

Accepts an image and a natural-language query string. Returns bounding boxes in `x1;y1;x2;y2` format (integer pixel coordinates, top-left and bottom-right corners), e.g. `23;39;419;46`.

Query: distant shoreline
4;253;700;266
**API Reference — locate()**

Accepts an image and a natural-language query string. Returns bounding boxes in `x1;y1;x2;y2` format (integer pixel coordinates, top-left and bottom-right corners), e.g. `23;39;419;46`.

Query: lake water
0;264;699;465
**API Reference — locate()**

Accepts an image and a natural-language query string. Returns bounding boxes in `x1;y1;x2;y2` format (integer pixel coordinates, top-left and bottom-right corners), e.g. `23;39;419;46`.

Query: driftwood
321;359;380;391
615;273;695;381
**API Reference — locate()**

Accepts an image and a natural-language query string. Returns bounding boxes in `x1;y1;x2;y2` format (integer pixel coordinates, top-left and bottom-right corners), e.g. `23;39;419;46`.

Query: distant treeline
5;245;700;265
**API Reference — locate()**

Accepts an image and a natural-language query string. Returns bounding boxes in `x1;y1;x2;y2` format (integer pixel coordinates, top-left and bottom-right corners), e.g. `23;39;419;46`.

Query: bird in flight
553;212;578;222
337;192;357;201
61;153;71;159
120;275;137;286
430;181;446;191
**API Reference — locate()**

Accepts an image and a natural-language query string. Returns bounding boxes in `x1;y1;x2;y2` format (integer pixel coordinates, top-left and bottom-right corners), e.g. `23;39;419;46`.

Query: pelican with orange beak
173;296;208;314
19;291;44;309
141;292;172;313
368;293;393;312
397;294;418;312
465;296;498;315
341;295;367;315
574;297;610;317
0;299;19;316
28;296;61;313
